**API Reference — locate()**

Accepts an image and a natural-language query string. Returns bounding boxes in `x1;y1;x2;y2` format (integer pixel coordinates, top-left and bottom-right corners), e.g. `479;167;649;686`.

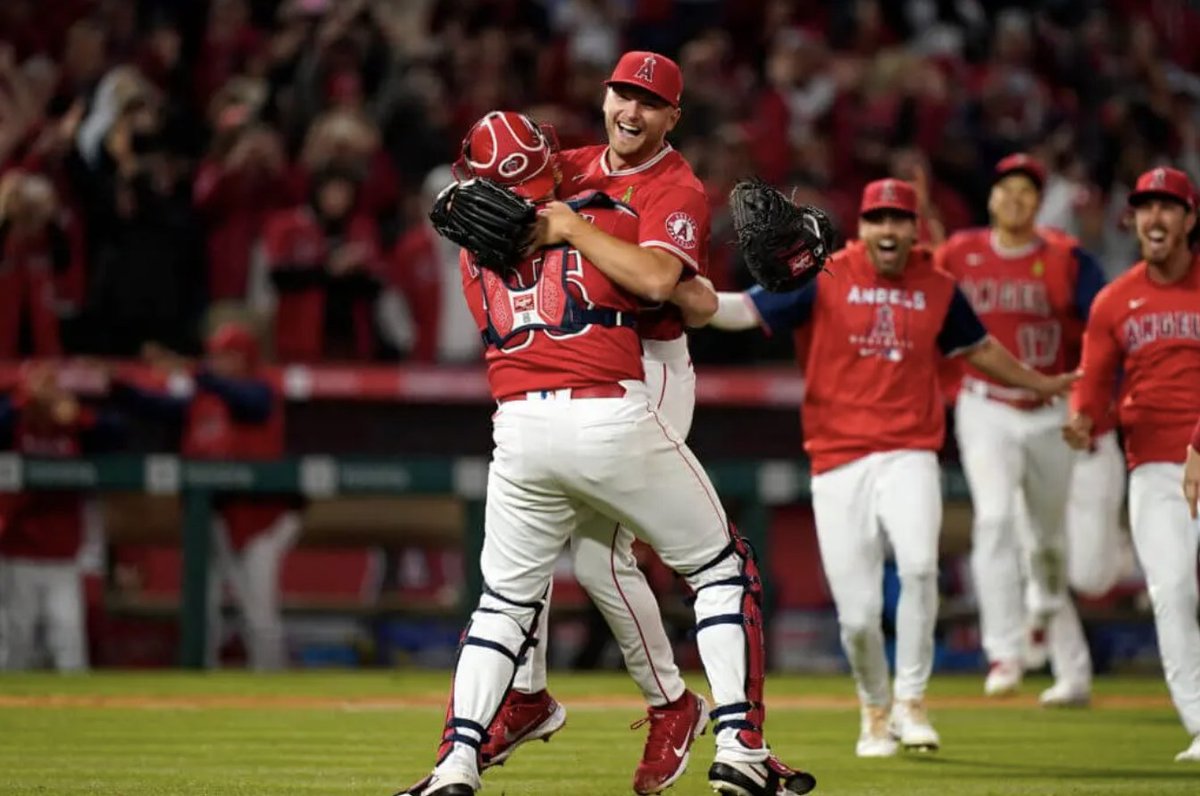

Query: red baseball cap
456;111;557;200
860;179;918;217
994;153;1046;190
605;51;683;107
1129;166;1195;210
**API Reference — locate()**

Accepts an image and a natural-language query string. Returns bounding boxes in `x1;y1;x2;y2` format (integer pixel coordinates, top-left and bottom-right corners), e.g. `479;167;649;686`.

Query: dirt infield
0;692;1172;711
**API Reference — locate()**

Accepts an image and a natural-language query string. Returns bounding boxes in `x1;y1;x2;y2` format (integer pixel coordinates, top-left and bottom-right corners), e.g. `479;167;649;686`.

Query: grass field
1;670;1197;795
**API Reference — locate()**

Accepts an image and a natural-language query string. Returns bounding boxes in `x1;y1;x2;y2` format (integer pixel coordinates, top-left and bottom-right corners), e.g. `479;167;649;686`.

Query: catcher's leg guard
434;583;545;771
685;527;768;760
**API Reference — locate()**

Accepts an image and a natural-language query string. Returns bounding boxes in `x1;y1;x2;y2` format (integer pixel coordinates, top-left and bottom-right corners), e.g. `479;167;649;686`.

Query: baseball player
484;51;724;794
936;154;1108;704
0;364;123;671
110;324;299;670
706;178;1077;757
397;111;815;796
1066;166;1200;763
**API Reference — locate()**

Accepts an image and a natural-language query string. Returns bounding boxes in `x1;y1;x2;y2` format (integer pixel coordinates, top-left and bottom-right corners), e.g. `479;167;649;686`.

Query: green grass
0;671;1196;794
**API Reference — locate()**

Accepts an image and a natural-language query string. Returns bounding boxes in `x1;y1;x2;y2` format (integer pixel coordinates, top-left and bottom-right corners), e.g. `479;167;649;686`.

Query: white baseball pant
811;450;942;707
513;336;692;706
955;387;1073;665
0;556;88;671
207;511;301;671
1128;462;1200;736
441;381;768;776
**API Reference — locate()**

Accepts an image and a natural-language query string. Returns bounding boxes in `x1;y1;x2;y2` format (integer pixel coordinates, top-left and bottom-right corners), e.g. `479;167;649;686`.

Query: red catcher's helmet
454;111;559;200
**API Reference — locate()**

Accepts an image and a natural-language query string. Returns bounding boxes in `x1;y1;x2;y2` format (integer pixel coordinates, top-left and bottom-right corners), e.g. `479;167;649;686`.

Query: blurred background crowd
3;0;1200;367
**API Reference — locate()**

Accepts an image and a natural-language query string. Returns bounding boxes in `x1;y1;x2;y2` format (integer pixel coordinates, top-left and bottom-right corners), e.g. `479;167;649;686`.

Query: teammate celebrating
1066;166;1200;763
707;178;1076;757
396;111;815;796
936;154;1108;704
486;51;721;795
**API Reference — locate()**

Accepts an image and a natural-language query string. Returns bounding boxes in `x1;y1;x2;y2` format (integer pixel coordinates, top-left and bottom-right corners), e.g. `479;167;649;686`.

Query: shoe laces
632;702;692;763
898;699;928;725
863;705;890;736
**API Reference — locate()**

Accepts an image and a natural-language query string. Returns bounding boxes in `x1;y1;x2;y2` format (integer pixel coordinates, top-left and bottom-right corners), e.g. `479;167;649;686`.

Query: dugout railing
0;453;975;669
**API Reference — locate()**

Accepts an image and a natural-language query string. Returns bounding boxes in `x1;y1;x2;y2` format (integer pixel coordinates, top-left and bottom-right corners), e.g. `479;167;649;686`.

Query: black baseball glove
429;177;538;272
730;178;837;293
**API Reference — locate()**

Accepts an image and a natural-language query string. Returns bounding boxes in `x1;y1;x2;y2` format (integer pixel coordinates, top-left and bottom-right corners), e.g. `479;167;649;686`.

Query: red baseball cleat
479;689;567;769
630;690;709;795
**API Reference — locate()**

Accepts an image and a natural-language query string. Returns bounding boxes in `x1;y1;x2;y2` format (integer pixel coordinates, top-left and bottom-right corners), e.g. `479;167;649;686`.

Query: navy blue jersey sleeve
746;281;817;335
110;381;188;423
195;371;273;423
938;286;989;356
1072;247;1106;321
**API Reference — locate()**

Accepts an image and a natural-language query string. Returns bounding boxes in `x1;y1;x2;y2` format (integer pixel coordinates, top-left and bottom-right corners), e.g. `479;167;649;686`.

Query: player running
395;110;816;796
1066;166;1200;763
936;154;1108;704
707;178;1077;757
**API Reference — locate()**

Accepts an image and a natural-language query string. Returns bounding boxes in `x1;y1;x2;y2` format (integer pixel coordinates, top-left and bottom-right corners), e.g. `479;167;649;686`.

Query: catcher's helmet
455;111;559;200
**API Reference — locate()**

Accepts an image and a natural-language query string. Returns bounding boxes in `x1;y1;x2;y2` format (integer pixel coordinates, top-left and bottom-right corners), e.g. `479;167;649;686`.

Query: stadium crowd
1;0;1199;366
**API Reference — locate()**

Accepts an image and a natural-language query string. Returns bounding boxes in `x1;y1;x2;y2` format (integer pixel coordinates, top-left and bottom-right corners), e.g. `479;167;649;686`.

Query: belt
497;384;628;403
962;376;1046;411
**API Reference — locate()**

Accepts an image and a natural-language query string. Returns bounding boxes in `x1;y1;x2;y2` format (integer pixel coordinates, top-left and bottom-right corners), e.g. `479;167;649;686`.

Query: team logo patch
498;153;529;178
879;180;898;203
665;211;698;250
513;294;535;313
1150;168;1167;188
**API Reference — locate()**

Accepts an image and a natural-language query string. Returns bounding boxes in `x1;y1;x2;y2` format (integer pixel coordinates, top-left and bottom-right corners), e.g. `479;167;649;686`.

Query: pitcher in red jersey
490;51;724;795
1067;166;1200;762
937;154;1111;705
395;111;814;796
707;178;1077;758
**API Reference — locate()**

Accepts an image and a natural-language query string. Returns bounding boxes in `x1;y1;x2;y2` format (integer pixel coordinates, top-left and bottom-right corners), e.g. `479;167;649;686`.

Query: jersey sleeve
1070;287;1123;422
747;282;817;335
937;286;989;356
636;184;710;274
1071;247;1107;321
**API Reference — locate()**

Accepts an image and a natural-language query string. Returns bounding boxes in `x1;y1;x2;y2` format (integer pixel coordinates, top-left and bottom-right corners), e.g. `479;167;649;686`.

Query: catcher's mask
454;110;559;200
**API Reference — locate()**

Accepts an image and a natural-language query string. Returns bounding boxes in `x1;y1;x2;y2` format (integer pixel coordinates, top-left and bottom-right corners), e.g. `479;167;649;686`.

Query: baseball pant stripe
655;363;668;410
650;409;729;542
609;521;671;705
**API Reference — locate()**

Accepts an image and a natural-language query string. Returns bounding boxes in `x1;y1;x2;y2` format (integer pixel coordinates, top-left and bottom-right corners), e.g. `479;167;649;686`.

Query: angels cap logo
880;180;898;203
634;54;656;83
498;153;529;178
1151;168;1167;188
665;211;698;250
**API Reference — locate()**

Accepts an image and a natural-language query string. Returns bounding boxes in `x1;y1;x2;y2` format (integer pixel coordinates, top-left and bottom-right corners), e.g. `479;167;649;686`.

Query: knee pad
686;526;766;747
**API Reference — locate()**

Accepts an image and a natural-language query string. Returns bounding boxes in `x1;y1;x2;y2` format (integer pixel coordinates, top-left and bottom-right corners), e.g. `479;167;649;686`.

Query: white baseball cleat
1038;680;1090;708
393;765;481;796
1175;735;1200;762
855;704;899;758
983;660;1022;697
889;699;940;752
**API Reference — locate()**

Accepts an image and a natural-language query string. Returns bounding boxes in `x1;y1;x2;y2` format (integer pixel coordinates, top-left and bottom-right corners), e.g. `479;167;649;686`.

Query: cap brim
604;80;676;107
995;167;1044;191
1129;189;1193;209
861;204;917;219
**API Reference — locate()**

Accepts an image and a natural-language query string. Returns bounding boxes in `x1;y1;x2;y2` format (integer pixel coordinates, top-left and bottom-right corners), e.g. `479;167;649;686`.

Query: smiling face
988;172;1041;234
602;85;680;168
859;210;917;277
1134;197;1195;266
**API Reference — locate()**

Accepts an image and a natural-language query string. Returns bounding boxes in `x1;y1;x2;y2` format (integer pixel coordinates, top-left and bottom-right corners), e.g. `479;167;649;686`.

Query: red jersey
462;193;644;400
750;241;988;474
1071;257;1200;468
557;144;709;340
937;229;1104;403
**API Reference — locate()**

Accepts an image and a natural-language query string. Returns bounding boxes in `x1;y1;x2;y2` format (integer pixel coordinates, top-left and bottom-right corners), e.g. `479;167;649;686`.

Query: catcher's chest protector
479;247;635;349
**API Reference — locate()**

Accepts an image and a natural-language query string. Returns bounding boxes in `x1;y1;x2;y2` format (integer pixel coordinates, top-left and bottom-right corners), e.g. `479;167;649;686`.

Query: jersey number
1016;321;1061;368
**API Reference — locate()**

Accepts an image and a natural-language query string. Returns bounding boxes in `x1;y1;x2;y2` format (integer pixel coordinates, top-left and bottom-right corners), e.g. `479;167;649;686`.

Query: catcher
401;110;820;796
708;178;1078;757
